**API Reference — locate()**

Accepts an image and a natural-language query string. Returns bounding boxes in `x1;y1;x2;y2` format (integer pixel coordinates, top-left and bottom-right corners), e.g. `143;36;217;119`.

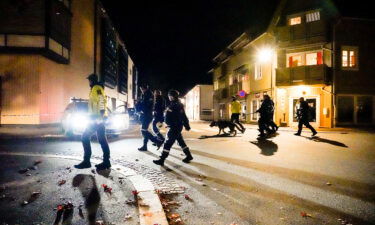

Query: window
290;17;301;25
255;64;262;80
306;11;320;22
287;51;323;67
251;100;258;121
229;74;233;85
342;46;358;69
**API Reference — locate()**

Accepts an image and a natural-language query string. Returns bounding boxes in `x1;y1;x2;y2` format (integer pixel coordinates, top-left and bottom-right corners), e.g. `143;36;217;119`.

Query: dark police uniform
153;99;193;165
138;89;162;150
295;100;317;136
256;99;273;136
152;95;166;141
268;100;278;132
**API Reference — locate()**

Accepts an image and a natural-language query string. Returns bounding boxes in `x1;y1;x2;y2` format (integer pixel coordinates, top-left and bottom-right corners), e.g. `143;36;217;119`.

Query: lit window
229;75;233;85
288;55;303;67
342;50;348;67
306;52;322;65
214;81;219;90
290;17;301;25
342;46;358;69
255;64;262;80
306;11;320;22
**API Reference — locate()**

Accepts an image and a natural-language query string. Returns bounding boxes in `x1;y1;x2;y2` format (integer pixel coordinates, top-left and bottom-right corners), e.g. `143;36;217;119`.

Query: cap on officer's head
87;73;98;82
168;89;179;98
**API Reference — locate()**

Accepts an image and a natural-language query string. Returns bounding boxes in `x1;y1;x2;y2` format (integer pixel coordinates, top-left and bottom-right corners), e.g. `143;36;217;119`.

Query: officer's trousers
82;122;110;162
141;115;161;146
160;126;189;160
297;119;317;134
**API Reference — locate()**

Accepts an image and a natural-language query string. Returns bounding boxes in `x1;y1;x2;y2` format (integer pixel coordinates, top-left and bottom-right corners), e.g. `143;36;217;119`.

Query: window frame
341;46;359;71
254;63;262;80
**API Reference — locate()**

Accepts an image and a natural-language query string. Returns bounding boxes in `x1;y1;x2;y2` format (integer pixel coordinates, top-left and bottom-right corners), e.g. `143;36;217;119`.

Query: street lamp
257;48;273;63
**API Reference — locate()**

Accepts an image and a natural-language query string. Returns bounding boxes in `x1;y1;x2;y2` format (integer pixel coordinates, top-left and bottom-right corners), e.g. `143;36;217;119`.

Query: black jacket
257;99;273;118
165;100;190;129
153;95;166;118
297;101;310;120
139;89;154;116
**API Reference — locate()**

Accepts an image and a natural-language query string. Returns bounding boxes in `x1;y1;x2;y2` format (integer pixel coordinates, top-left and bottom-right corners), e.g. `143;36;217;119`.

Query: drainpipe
332;19;339;128
93;0;98;74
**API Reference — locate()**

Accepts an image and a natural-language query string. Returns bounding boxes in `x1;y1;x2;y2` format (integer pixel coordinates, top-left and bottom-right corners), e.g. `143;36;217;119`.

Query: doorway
289;96;320;126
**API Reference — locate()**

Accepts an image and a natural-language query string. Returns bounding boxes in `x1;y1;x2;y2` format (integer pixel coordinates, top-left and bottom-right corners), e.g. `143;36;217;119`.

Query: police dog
209;120;240;136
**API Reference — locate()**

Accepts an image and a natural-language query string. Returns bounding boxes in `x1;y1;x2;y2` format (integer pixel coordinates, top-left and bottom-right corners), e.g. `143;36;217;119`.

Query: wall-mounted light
257;48;273;63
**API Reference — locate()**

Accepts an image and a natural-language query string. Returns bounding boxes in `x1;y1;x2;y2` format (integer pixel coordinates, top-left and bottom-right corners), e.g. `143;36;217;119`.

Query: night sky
101;0;374;95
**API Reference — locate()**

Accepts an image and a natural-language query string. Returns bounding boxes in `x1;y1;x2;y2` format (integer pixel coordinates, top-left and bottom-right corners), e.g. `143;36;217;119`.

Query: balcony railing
276;64;331;86
277;20;329;47
229;82;243;96
214;88;229;100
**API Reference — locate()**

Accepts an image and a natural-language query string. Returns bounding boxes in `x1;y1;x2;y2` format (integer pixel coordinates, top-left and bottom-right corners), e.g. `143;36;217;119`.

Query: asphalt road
0;122;374;225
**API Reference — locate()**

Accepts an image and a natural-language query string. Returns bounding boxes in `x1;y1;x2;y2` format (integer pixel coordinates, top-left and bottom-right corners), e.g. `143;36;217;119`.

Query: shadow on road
250;139;278;156
306;136;348;148
72;174;101;225
198;133;239;139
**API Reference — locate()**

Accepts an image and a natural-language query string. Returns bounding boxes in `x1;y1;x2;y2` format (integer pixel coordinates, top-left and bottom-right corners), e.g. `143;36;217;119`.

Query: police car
61;98;130;137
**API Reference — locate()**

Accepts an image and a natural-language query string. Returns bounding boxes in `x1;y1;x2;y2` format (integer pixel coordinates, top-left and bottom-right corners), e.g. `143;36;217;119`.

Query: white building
185;85;214;121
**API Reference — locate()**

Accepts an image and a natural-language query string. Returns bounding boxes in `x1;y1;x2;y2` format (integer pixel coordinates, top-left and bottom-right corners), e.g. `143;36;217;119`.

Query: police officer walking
294;97;318;136
74;74;111;170
230;96;246;133
256;95;273;137
152;90;166;142
153;90;193;166
138;84;163;151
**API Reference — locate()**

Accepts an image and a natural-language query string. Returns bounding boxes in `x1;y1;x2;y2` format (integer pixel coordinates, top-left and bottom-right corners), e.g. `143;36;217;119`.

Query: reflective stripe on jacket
231;101;241;114
89;85;108;117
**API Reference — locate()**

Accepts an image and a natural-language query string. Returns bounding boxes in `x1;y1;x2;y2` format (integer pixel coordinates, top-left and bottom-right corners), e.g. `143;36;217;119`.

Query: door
356;96;373;124
337;96;354;124
290;97;319;126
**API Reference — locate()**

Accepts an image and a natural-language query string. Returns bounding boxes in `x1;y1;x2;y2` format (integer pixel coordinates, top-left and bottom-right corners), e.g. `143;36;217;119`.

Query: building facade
211;0;375;127
0;0;138;125
185;84;214;121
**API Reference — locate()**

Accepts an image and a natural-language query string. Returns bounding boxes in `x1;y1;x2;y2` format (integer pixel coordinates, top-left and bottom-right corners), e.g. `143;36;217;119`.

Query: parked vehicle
61;98;130;137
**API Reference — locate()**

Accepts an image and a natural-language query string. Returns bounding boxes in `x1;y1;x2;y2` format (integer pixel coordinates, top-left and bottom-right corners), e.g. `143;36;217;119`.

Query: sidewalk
191;120;375;133
0;153;167;225
0;124;62;139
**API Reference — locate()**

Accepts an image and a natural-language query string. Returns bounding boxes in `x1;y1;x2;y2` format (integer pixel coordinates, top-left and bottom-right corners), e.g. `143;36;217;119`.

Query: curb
0;152;168;225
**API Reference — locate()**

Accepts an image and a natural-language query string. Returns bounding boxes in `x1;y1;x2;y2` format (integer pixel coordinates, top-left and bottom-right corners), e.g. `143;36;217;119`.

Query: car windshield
75;102;88;112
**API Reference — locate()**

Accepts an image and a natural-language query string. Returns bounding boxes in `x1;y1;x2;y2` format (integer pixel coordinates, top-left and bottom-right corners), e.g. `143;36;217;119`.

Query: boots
95;160;111;170
74;160;91;169
182;148;193;163
138;146;148;151
153;150;169;166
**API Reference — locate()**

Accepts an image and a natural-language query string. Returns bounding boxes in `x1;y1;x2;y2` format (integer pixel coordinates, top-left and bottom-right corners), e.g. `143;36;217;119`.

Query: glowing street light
257;48;274;63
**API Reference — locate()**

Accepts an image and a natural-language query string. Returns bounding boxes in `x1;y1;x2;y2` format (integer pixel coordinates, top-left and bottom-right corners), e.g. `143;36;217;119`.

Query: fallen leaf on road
217;212;222;215
125;199;136;205
143;212;153;217
132;190;139;196
58;180;66;186
196;178;203;182
184;194;192;201
300;211;312;218
139;202;149;207
102;184;112;194
124;214;132;220
168;213;180;219
22;201;29;206
326;182;332;186
135;159;139;161
202;183;207;186
95;220;105;225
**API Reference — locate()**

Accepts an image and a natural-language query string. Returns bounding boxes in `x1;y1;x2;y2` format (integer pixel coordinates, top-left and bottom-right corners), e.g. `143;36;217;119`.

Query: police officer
74;74;111;170
295;97;318;136
256;95;273;137
138;84;163;151
152;90;166;141
153;90;193;166
268;97;279;133
230;96;246;133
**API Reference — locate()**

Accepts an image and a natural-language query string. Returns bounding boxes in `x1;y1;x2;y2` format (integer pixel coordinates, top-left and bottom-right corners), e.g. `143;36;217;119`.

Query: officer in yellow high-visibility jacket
74;74;111;170
230;96;245;133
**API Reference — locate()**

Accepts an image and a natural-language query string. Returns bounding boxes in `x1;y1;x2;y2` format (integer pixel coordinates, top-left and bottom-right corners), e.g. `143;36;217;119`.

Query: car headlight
71;114;89;131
